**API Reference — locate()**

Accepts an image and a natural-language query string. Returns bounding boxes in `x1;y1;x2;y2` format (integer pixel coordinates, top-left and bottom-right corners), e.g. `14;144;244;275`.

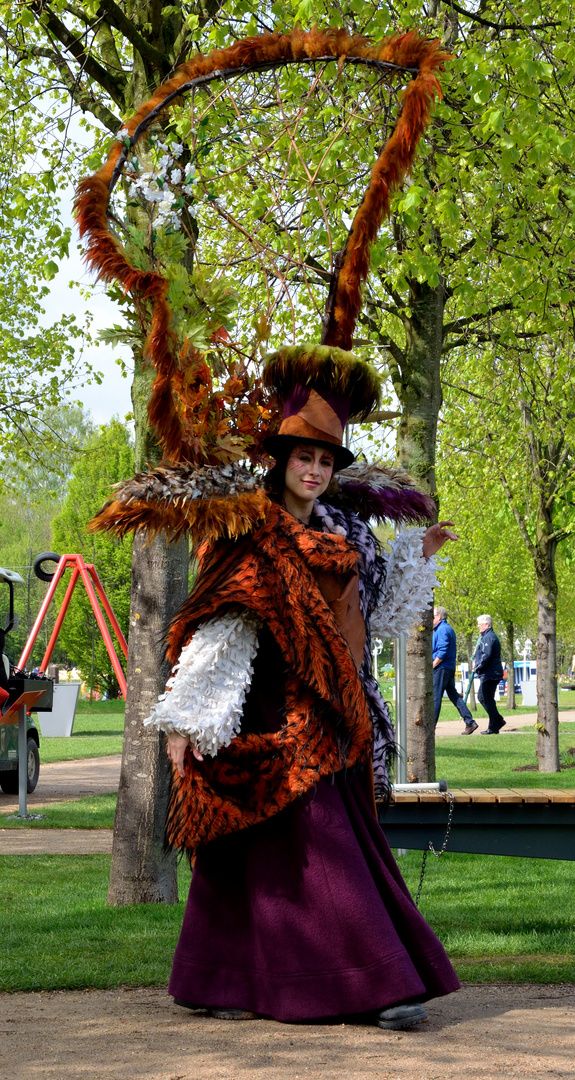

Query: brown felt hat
262;344;382;473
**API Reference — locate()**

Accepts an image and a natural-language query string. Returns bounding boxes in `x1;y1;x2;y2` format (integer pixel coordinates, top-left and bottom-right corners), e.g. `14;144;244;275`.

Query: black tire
0;738;40;794
26;737;40;792
33;551;61;583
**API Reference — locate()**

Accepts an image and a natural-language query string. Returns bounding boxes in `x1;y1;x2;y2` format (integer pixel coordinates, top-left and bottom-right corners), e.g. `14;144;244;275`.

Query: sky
41;189;134;427
30;101;134;428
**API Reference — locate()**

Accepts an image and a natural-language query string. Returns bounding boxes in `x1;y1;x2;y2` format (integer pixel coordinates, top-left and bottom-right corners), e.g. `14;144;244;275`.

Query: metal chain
414;791;455;908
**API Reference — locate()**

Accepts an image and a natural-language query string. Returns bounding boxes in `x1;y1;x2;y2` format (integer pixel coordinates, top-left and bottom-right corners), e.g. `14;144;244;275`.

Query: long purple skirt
169;770;460;1022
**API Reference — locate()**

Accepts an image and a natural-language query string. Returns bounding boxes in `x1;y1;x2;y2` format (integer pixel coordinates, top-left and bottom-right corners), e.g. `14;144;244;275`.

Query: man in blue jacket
433;607;477;733
474;614;506;734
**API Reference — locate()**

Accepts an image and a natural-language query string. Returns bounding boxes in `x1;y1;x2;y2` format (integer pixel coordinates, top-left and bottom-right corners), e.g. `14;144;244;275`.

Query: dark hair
263;457;289;498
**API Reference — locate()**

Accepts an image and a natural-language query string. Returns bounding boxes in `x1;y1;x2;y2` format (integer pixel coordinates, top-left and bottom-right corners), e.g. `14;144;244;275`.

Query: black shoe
377;1004;428;1030
173;998;204;1011
481;718;506;734
462;720;478;734
209;1007;257;1020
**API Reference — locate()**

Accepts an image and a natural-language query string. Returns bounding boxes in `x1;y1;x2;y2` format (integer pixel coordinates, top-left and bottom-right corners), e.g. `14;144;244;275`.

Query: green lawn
1;850;573;991
75;699;126;715
37;705;124;763
435;732;575;789
0;793;117;829
2;696;573;992
0;855;191;992
434;688;575;723
399;849;575;984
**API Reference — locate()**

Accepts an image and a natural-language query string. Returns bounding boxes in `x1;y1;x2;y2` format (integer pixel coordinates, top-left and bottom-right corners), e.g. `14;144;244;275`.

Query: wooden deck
379;788;575;860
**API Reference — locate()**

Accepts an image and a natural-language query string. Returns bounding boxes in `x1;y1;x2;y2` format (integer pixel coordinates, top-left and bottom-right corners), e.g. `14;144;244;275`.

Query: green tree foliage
434;446;536;708
3;0;572;856
0;68;96;465
0;406;93;668
51;420;134;697
557;553;575;676
440;338;575;769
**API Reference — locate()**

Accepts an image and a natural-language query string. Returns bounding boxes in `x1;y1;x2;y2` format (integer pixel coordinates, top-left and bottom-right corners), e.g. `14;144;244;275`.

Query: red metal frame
18;554;128;700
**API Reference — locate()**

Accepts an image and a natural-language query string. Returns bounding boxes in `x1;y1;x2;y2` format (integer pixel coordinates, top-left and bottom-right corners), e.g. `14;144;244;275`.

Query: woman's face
284;443;335;506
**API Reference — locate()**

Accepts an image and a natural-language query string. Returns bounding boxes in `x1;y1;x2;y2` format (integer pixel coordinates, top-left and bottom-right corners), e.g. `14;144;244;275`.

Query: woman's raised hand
166;731;203;777
422;521;459;559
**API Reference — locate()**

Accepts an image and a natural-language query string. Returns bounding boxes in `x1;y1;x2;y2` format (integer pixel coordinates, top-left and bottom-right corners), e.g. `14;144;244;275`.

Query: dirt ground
0;827;113;853
1;984;573;1080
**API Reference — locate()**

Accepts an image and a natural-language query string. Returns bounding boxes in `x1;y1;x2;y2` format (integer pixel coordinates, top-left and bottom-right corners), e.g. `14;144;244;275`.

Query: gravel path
0;827;113;854
435;709;575;738
0;754;121;815
1;984;573;1080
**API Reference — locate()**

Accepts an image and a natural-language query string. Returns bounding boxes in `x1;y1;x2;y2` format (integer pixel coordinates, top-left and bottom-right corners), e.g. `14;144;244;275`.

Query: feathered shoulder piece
90;460;433;545
89;464;271;545
330;462;436;523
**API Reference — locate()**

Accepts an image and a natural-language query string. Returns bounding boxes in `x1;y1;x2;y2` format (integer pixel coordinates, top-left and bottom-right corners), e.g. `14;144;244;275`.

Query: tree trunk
107;353;189;905
504;619;515;710
107;531;188;904
466;632;477;711
396;277;444;781
405;604;435;782
535;571;560;773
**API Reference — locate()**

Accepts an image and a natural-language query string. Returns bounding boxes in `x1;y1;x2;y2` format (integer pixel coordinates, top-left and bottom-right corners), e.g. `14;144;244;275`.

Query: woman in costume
144;344;461;1031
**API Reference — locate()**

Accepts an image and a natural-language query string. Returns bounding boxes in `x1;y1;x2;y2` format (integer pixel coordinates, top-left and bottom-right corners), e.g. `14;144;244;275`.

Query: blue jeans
433;667;473;726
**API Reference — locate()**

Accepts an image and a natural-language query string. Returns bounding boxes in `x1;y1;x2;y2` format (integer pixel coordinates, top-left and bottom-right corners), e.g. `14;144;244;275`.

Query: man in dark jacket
432;607;477;733
474;614;506;734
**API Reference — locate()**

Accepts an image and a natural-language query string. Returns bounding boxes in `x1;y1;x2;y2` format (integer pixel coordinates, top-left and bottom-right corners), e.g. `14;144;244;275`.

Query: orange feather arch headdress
76;26;448;473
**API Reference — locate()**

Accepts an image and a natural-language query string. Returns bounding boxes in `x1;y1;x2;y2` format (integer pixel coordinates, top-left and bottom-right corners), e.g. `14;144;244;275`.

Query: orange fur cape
164;501;373;853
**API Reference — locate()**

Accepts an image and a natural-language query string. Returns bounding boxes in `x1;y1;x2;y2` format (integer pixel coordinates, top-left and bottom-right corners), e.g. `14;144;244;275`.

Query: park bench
379;788;575;861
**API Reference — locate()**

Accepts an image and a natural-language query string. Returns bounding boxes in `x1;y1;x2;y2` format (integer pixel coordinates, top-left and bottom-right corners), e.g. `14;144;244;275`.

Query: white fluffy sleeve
370;528;440;640
143;610;261;755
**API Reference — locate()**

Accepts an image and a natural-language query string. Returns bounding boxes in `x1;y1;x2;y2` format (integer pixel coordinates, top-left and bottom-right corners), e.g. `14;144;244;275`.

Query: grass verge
37;710;124;763
435;732;575;788
1;851;573;991
399;849;575;983
75;700;126;715
0;793;117;829
1;855;191;992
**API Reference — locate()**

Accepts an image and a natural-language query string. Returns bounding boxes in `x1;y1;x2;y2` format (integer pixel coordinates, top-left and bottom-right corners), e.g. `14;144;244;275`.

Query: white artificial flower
143;185;163;202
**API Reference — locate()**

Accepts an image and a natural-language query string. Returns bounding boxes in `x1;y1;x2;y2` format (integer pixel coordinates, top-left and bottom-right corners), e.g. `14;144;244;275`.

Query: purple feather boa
336;480;435;524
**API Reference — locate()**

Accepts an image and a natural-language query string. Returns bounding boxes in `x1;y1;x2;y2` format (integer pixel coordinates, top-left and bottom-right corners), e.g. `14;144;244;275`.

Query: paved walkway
435;708;575;738
0;827;113;854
